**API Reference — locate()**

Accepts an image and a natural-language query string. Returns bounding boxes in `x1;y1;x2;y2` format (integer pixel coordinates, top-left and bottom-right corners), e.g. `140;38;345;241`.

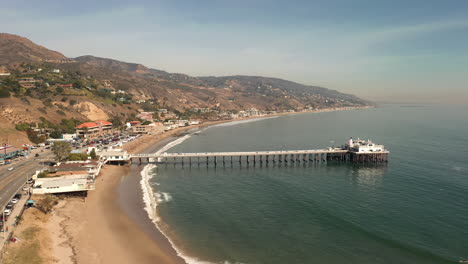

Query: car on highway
7;167;14;171
3;208;12;216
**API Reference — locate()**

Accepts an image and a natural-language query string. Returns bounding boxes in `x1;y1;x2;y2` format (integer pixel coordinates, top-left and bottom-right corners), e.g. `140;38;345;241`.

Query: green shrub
49;130;62;139
37;171;49;178
56;86;64;93
43;99;53;107
27;130;46;144
56;110;66;116
0;88;11;98
37;107;47;114
68;153;89;161
36;194;58;214
15;123;31;131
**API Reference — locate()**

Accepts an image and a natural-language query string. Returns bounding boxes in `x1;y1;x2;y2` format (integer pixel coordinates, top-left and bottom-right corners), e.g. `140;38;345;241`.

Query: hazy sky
2;0;468;103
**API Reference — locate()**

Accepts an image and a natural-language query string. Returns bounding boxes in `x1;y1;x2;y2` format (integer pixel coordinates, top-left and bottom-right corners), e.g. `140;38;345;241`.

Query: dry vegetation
2;195;57;264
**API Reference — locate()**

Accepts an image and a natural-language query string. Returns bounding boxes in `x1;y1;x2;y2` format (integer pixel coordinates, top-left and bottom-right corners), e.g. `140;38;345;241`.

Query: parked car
3;208;12;216
11;198;19;204
7;167;14;171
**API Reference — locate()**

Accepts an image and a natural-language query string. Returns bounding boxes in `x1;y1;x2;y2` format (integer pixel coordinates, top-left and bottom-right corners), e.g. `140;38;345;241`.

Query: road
0;149;53;212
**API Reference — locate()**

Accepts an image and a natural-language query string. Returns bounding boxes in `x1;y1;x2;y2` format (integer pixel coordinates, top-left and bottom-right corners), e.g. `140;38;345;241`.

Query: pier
127;138;389;166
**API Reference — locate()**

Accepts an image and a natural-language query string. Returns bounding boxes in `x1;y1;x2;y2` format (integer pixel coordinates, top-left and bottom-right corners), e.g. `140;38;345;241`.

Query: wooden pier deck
129;148;389;165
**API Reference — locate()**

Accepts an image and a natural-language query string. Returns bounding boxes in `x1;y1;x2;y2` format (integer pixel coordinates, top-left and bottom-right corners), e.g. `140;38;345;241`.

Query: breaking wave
140;134;245;264
210;116;278;128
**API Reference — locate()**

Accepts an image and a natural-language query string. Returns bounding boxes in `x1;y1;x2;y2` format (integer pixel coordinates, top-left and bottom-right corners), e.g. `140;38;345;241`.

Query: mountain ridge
0;32;371;145
0;33;66;65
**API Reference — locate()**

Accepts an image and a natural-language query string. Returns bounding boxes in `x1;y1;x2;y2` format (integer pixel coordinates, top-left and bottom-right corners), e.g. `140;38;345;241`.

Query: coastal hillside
0;33;66;65
0;32;371;144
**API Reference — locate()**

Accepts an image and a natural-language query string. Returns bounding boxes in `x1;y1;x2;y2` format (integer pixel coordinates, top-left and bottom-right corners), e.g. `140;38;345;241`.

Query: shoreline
1;105;372;264
113;105;373;264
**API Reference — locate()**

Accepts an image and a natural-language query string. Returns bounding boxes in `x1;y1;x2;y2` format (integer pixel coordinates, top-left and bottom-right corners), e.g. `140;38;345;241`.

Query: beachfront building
132;122;165;135
76;120;113;137
31;160;102;194
97;149;130;164
245;108;260;117
32;174;96;194
192;107;211;113
166;120;189;127
189;120;201;125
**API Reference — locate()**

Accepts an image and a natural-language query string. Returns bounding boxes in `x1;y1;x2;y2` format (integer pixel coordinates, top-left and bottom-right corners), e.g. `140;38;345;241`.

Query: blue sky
2;0;468;103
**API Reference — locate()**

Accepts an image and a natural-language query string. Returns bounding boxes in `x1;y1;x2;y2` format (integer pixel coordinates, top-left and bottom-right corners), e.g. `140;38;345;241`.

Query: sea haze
148;105;468;264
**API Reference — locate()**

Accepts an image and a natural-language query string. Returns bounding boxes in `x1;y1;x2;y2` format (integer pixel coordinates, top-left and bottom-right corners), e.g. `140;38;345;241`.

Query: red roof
95;120;112;126
130;121;141;124
76;122;99;129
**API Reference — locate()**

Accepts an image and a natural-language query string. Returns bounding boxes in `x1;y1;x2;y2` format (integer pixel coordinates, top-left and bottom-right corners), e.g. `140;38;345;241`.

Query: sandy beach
1;106;371;264
52;165;185;264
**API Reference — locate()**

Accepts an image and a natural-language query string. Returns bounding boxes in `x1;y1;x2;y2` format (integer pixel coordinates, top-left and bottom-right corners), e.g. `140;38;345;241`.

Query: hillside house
76;120;113;137
136;112;154;122
18;77;36;88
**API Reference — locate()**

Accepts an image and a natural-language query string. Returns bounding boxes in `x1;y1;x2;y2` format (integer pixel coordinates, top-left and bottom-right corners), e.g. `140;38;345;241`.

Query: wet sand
70;165;185;264
117;136;186;264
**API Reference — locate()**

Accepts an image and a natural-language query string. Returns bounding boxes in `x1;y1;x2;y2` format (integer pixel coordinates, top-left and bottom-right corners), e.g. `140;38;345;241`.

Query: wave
210;116;278;128
140;163;245;264
155;134;192;154
140;135;246;264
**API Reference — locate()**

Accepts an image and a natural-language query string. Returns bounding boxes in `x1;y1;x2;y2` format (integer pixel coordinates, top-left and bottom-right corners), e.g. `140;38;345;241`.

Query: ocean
142;105;468;264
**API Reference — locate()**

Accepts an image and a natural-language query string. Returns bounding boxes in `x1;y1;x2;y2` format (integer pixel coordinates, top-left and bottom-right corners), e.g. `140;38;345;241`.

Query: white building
189;120;201;125
346;138;386;153
97;149;130;162
32;174;95;194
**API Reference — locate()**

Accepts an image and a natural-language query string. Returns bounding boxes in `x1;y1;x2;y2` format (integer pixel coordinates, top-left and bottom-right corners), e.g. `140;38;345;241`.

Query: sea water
145;105;468;264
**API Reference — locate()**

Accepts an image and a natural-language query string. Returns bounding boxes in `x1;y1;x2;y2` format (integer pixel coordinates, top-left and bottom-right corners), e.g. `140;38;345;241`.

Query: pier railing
128;148;389;166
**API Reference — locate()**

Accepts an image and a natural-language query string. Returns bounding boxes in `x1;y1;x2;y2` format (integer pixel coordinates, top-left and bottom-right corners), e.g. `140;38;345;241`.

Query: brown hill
0;33;371;145
0;33;66;65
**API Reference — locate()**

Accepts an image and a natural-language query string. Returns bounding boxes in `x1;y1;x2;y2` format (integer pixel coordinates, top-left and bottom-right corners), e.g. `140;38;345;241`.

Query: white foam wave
156;134;192;154
140;163;233;264
154;191;173;203
140;128;249;264
210;116;278;128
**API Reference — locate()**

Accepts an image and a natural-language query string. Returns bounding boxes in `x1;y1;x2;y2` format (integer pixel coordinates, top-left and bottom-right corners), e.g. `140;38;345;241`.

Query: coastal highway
0;149;53;212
